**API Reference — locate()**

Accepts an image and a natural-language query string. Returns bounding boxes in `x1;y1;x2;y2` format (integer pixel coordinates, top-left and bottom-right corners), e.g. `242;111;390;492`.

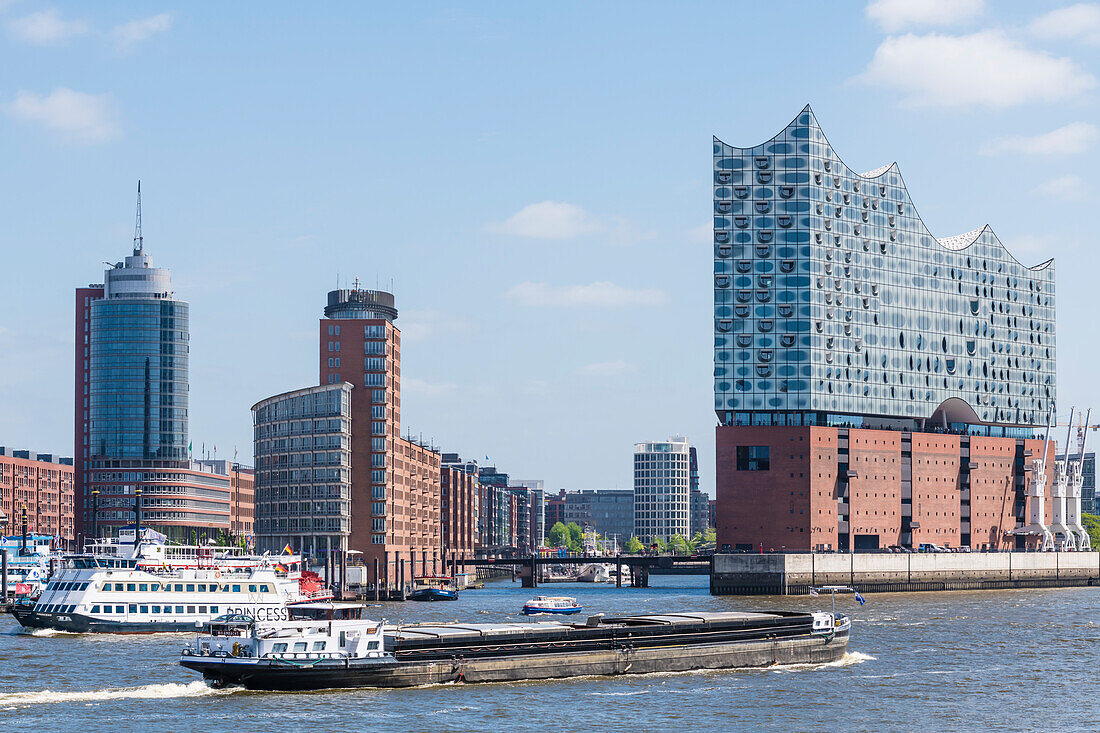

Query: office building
0;448;75;543
562;489;634;545
440;456;479;564
633;437;691;542
255;284;442;581
76;189;249;543
690;487;711;536
713;107;1057;551
512;479;545;549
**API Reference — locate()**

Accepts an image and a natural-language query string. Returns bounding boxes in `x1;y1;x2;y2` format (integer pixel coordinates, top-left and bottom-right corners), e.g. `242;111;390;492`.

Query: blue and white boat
522;596;582;615
3;533;54;598
409;577;458;602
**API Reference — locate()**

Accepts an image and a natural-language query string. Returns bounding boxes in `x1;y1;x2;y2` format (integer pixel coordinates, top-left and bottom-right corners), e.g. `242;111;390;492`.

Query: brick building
440;463;478;564
0;448;75;544
713;108;1059;552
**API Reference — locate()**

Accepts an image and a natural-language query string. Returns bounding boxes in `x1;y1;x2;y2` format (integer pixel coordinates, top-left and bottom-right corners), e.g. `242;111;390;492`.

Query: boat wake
0;681;238;709
768;651;875;673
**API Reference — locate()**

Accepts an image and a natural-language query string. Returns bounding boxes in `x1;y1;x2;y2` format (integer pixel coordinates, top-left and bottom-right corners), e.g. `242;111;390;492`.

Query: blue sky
2;0;1100;494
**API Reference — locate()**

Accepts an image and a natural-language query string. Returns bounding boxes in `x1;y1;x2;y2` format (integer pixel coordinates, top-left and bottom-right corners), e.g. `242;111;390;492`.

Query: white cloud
8;88;118;142
576;360;636;377
866;0;983;32
488;201;601;239
7;9;87;44
1034;175;1087;199
505;281;668;308
110;12;172;51
1031;3;1100;45
402;377;457;398
857;31;1096;108
981;122;1099;155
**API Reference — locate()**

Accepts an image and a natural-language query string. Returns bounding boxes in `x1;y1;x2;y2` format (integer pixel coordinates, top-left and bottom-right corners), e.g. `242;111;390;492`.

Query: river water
0;576;1095;732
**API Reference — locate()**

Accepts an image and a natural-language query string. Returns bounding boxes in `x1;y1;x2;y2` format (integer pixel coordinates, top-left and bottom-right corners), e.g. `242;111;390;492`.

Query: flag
854;590;866;606
275;563;287;573
809;587;819;597
188;441;192;458
282;543;292;555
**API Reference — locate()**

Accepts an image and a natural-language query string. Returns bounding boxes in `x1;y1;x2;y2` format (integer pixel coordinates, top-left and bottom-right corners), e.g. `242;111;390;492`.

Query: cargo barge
180;603;850;690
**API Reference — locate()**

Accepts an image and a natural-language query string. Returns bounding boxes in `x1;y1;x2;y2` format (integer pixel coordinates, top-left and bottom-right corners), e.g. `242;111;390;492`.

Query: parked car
918;543;948;553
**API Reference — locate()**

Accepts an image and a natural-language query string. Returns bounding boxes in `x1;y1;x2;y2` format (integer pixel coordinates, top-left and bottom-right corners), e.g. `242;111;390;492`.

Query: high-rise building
255;284;443;581
690;488;710;537
76;188;247;543
253;383;353;556
477;466;511;550
713;107;1057;552
633;437;691;542
440;455;479;564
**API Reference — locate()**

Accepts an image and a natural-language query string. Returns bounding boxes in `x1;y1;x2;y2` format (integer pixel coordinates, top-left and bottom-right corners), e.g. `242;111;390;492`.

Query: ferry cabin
19;555;300;631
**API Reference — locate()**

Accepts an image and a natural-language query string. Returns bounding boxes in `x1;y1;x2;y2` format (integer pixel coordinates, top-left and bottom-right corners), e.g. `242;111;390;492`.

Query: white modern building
633;437;691;542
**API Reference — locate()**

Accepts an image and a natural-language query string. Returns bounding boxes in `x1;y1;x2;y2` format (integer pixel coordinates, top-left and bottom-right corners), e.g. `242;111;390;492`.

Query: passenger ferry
3;533;55;597
522;596;583;615
10;551;331;633
181;606;851;690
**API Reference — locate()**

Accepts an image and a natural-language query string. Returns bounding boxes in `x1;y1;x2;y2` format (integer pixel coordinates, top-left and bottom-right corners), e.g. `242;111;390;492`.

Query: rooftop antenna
133;180;143;255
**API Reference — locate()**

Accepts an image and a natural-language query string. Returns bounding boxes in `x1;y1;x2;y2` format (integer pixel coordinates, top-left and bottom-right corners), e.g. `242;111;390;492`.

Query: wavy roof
714;105;1054;272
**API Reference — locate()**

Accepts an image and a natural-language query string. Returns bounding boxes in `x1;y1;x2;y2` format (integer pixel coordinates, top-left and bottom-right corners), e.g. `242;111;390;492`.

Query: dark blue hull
409;588;458;601
522;606;583;615
11;607;198;633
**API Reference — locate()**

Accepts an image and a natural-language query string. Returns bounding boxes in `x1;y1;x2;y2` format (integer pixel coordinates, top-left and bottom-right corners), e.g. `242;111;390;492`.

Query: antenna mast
133;180;144;255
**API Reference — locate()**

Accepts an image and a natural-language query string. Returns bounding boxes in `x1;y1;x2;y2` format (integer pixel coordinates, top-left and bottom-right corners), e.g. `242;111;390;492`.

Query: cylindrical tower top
324;285;397;321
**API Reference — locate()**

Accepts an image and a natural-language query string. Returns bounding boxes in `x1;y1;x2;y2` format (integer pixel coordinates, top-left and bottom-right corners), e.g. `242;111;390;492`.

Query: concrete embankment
710;552;1100;595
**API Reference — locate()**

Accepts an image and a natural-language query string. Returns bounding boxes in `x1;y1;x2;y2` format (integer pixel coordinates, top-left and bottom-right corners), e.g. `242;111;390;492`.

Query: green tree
690;531;705;550
566;522;584;551
669;534;691;555
625;536;644;554
1084;513;1100;550
651;537;667;553
547;522;569;548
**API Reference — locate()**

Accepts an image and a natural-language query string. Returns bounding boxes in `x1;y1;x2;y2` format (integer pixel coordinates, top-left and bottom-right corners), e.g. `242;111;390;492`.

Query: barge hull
182;633;848;690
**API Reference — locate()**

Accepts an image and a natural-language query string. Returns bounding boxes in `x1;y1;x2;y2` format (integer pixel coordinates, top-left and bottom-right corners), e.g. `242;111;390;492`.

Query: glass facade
714;106;1056;430
252;383;353;556
89;292;189;461
633;438;691;542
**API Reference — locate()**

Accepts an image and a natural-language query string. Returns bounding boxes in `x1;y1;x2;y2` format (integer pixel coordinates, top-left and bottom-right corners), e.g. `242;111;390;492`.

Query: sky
2;0;1100;496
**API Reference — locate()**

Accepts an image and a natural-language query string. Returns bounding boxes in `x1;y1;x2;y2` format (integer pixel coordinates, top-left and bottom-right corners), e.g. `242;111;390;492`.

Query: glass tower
89;250;189;460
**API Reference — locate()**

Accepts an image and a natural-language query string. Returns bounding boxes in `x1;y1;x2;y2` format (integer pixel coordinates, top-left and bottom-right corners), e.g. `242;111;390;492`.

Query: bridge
452;555;713;588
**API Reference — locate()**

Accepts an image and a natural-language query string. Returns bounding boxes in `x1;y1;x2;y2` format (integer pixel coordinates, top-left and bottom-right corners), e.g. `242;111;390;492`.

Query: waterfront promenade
0;575;1095;732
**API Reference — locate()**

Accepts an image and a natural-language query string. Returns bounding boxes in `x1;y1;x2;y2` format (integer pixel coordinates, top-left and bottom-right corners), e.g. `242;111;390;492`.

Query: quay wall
711;552;1100;595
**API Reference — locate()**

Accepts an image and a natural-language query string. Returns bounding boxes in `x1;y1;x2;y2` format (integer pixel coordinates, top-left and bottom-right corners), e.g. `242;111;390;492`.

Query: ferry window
293;642;307;652
199;606;207;614
151;584;160;591
187;606;196;614
248;585;257;593
210;606;218;614
128;604;137;613
186;584;195;592
139;584;148;592
140;605;149;614
174;584;184;592
115;583;125;591
260;585;271;593
339;631;346;646
232;585;241;592
273;643;288;653
175;606;184;613
91;605;100;613
198;584;207;592
312;641;326;651
152;606;161;613
116;605;125;613
367;641;379;650
127;584;136;592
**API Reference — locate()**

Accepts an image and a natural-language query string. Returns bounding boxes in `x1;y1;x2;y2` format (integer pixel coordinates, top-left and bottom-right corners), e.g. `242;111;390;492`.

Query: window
150;583;160;591
198;584;207;592
174;584;184;592
127;584;136;592
210;606;219;614
199;606;207;614
248;585;257;593
116;605;125;613
260;585;272;593
152;606;161;613
232;584;240;592
139;605;149;613
186;584;195;592
293;642;308;652
312;641;326;651
175;606;184;613
187;606;196;613
128;604;137;613
736;446;770;471
273;643;288;653
91;605;100;613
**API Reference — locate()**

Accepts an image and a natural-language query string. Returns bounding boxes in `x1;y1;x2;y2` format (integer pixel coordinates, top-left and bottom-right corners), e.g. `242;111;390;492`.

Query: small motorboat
409;577;458;602
522;595;583;615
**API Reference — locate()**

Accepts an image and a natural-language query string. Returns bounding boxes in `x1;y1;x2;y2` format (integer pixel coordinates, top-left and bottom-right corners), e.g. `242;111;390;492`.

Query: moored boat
522;595;582;615
180;605;851;690
409;577;458;602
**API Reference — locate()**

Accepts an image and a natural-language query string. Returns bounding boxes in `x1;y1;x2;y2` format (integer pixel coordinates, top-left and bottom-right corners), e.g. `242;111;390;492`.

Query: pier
710;552;1100;595
454;555;712;588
